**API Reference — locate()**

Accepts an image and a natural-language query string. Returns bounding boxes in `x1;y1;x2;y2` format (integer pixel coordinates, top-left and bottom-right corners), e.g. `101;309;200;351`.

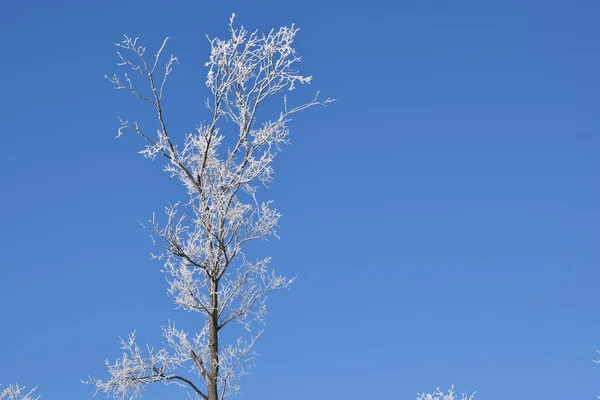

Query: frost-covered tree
417;386;475;400
0;384;39;400
84;14;332;400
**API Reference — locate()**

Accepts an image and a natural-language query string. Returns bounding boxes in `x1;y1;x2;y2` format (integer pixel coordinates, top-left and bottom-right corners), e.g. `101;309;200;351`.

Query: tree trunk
207;279;220;400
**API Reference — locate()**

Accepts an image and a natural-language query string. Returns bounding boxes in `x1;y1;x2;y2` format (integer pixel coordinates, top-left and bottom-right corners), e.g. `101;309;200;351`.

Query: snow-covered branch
0;384;39;400
417;385;475;400
83;330;209;400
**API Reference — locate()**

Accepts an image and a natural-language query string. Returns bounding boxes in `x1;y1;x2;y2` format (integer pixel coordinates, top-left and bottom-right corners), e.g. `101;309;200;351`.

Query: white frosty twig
417;385;475;400
0;384;39;400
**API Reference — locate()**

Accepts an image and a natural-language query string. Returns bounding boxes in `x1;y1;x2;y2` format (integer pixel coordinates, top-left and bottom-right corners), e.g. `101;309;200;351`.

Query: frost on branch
417;385;475;400
88;14;332;400
0;384;39;400
83;328;209;400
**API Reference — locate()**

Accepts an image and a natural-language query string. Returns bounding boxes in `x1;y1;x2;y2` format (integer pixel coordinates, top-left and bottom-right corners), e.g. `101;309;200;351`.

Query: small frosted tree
417;386;475;400
0;384;38;400
85;15;332;400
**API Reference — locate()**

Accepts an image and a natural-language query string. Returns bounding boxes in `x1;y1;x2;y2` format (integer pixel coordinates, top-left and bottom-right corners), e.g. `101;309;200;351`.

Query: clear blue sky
0;1;598;399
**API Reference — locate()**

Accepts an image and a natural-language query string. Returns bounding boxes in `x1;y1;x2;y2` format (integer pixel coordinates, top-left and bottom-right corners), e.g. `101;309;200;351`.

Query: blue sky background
1;1;599;399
